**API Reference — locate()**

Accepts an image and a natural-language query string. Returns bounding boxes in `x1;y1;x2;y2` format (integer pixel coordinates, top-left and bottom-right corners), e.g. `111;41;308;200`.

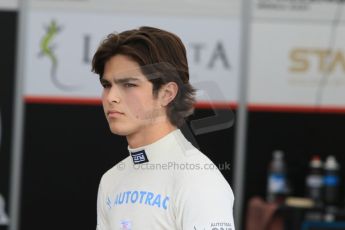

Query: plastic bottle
323;156;340;207
305;155;324;207
267;150;288;203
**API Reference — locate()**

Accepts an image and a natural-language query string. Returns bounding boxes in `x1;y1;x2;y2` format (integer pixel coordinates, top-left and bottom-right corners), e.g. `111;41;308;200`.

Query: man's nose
107;85;121;104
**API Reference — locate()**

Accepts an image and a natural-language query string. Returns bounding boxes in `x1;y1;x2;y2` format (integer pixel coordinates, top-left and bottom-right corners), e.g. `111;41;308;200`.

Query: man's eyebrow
100;76;142;85
113;77;141;84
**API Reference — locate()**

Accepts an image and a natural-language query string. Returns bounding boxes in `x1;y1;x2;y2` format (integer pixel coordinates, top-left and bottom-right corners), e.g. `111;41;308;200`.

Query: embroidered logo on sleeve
120;219;132;230
130;150;149;164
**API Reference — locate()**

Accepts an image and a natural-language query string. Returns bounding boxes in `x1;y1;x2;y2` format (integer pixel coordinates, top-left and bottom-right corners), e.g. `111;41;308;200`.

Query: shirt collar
127;129;182;165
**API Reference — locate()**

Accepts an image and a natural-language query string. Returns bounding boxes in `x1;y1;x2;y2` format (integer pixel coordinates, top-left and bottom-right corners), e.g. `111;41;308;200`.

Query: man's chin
109;125;132;136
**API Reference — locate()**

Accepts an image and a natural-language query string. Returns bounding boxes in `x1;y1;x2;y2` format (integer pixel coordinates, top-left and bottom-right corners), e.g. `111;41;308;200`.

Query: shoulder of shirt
173;133;216;165
173;135;232;190
172;148;234;203
99;156;132;185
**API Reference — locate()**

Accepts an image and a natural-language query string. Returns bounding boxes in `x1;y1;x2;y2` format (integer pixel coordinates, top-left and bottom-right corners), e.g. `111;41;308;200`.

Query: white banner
0;0;18;10
24;10;240;104
253;0;345;23
28;0;240;18
249;22;345;107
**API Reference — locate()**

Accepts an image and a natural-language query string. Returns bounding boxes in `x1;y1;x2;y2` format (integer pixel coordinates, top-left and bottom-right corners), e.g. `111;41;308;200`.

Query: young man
92;26;235;230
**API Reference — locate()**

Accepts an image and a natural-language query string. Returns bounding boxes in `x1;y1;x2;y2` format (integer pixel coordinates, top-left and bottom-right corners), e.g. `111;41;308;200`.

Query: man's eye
101;83;111;88
124;83;136;88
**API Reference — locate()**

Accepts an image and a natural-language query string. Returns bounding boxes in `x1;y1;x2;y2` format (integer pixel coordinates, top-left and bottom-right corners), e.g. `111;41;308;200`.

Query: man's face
101;54;165;136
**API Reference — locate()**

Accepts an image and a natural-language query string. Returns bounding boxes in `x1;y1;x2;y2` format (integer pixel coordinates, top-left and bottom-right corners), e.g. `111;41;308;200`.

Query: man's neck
126;122;177;149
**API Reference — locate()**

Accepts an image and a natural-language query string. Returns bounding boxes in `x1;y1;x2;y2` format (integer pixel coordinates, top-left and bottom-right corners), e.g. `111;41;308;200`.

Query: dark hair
92;26;196;127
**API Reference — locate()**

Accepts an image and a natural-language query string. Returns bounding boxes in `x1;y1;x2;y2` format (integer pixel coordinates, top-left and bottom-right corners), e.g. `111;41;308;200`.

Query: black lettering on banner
83;34;91;64
208;42;231;69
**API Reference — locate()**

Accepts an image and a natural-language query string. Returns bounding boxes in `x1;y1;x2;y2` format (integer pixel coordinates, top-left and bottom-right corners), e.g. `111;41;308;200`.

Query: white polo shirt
96;129;235;230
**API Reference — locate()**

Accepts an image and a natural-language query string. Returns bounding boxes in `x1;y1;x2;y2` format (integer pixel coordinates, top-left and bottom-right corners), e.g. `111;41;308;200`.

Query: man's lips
107;110;124;118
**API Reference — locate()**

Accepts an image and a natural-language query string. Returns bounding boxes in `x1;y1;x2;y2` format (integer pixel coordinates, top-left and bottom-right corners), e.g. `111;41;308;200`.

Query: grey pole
233;0;252;229
9;0;29;230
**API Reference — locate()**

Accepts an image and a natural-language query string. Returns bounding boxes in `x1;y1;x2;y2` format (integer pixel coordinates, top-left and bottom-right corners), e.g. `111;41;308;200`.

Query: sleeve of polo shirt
175;167;235;230
96;181;109;230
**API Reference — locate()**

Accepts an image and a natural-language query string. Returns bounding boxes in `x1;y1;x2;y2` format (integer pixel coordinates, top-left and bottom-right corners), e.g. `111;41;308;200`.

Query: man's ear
160;82;178;107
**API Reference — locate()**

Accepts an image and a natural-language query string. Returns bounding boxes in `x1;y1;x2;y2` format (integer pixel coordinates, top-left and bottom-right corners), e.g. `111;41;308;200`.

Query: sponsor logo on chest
106;190;169;210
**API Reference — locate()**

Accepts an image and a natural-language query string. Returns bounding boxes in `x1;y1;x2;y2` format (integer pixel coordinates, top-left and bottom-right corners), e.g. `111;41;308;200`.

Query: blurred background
1;0;345;229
